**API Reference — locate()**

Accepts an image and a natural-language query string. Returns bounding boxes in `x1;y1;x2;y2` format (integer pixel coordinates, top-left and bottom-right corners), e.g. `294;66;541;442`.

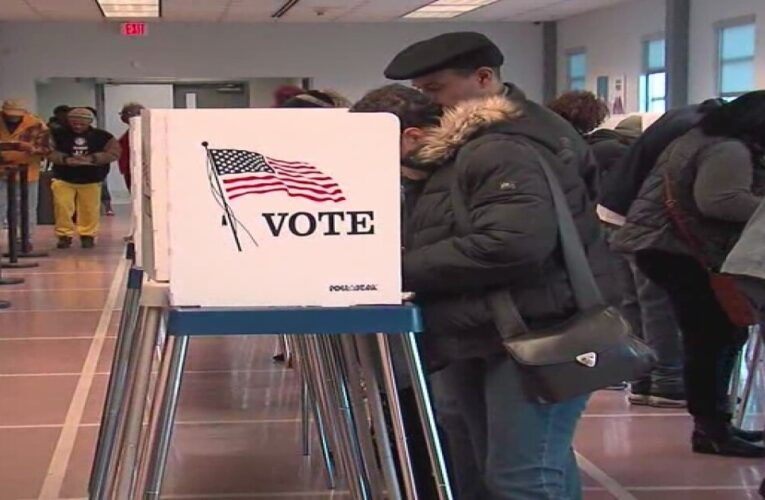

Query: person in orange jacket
0;99;50;246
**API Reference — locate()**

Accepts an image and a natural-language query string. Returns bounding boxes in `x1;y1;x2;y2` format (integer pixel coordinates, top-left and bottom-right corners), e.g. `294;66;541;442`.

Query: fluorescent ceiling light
96;0;160;18
403;0;497;19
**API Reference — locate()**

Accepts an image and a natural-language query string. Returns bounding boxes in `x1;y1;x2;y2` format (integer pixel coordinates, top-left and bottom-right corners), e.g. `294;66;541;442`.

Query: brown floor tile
585;390;687;417
632;488;761;499
83;369;300;426
82;374;110;425
60;426;97;499
161;422;331;496
184;337;282;372
0;375;78;425
0;270;114;291
574;417;765;488
583;491;615;500
0;427;61;500
0;310;100;338
0;288;108;311
96;337;117;373
0;338;91;374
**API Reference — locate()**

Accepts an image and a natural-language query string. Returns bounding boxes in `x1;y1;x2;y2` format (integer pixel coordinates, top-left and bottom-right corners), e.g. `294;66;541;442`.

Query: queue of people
349;31;763;500
0;100;125;250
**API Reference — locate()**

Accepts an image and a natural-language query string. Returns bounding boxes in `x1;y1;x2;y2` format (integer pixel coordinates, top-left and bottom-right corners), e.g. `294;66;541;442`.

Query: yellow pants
52;179;101;238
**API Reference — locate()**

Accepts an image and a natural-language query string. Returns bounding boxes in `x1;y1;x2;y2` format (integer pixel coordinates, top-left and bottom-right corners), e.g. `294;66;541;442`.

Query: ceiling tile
0;0;639;22
0;0;41;20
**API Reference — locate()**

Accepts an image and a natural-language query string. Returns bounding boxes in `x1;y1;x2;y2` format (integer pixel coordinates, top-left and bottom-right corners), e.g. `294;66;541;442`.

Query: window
639;37;666;113
718;21;756;100
567;51;587;91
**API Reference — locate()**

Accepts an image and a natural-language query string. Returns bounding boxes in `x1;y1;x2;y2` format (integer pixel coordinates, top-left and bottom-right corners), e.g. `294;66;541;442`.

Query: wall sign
121;22;147;37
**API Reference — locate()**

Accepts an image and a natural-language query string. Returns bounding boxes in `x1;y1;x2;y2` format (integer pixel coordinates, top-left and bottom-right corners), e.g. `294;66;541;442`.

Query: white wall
688;0;765;103
0;22;544;111
35;78;96;122
557;0;665;113
558;0;765;110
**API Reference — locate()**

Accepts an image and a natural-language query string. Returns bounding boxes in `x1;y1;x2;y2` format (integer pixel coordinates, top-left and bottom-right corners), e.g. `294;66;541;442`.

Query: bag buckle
576;352;598;368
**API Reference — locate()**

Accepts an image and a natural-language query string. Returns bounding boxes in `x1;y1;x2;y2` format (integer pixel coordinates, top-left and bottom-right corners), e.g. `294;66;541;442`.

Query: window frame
566;48;588;91
715;15;757;100
640;34;666;113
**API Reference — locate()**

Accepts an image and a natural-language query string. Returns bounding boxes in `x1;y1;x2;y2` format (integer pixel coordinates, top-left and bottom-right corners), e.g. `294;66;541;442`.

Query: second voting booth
90;108;452;500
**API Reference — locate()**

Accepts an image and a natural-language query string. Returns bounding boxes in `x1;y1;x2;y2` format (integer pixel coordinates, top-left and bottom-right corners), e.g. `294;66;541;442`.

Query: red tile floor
0;209;763;499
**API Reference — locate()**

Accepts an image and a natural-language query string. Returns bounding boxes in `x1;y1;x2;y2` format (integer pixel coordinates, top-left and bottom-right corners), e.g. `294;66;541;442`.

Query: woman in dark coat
613;91;765;457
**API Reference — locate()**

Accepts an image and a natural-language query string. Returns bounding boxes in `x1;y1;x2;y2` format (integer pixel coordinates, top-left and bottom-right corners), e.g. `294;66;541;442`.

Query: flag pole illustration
204;143;346;251
203;142;243;252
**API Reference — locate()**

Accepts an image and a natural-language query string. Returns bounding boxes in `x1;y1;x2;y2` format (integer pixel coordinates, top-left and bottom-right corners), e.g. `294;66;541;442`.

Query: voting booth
90;109;452;500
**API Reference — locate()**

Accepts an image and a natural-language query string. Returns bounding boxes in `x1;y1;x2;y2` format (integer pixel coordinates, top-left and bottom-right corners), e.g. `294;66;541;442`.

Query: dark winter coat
612;127;765;268
599;99;723;216
587;116;642;205
402;94;616;369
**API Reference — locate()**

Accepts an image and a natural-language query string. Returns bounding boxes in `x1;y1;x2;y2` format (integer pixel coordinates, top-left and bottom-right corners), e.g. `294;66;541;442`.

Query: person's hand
16;142;34;153
65;156;88;166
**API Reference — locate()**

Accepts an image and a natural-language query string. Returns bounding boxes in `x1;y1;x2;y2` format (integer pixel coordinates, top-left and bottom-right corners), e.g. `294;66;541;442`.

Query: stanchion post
17;164;47;258
3;166;38;269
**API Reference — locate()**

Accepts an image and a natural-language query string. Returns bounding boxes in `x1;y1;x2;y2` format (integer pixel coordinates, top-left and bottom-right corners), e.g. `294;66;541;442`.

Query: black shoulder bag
450;138;656;404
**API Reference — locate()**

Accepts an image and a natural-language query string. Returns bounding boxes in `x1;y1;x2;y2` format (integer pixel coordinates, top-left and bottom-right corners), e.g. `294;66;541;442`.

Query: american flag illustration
208;149;346;203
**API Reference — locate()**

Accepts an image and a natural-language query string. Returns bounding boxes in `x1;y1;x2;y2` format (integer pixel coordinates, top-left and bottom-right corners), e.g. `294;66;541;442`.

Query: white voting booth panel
143;109;402;307
129;118;143;268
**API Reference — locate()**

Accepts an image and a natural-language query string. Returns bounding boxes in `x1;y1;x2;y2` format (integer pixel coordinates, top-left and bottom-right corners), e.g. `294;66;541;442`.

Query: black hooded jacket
402;90;615;369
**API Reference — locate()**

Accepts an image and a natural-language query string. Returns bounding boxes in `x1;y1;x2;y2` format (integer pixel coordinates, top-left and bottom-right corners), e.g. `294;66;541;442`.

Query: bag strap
662;171;712;269
449;136;605;338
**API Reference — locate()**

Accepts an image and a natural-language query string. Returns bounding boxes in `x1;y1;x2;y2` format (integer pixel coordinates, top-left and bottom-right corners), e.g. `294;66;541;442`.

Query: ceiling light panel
403;0;498;19
96;0;160;18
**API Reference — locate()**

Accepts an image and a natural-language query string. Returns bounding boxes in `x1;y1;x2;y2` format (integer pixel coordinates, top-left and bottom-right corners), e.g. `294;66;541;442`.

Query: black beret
384;32;504;80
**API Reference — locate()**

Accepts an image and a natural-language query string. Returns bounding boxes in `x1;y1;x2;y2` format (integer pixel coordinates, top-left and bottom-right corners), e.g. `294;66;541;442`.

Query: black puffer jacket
403;94;616;369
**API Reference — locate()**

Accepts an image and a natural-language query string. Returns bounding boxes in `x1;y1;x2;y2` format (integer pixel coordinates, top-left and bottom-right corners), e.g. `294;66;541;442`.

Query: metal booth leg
113;305;165;499
354;335;404;500
337;335;386;498
301;379;311;457
142;334;190;500
88;267;144;499
376;333;419;500
306;334;369;499
293;336;337;489
735;330;764;428
401;332;454;500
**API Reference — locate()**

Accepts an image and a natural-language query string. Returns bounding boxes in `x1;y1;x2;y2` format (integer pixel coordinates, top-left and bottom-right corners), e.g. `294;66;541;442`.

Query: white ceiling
0;0;633;23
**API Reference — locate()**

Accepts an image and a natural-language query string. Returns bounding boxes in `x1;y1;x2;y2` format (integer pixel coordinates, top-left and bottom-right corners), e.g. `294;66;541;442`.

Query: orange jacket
0;114;51;182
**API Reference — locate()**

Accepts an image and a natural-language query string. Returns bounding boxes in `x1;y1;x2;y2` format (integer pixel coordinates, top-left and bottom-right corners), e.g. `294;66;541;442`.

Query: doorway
173;82;249;109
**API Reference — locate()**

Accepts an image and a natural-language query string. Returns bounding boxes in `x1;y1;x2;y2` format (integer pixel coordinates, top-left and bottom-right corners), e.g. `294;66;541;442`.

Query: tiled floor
0;210;763;500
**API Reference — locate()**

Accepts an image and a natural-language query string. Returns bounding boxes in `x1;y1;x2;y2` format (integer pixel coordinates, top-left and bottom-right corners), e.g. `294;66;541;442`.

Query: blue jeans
431;356;588;500
615;253;684;395
0;179;38;229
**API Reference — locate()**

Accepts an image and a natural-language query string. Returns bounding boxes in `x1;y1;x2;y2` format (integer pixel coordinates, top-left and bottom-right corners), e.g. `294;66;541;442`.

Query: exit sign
121;22;147;37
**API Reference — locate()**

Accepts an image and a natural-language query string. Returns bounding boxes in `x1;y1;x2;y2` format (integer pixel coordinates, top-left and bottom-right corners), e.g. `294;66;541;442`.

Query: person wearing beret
385;31;598;198
376;33;614;499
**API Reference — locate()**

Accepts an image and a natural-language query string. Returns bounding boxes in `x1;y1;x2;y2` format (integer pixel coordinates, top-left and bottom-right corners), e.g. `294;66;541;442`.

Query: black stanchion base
0;300;10;310
1;261;39;269
0;277;24;285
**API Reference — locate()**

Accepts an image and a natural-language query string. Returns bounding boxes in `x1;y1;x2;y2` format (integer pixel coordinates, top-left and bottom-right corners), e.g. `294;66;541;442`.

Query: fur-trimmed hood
409;95;524;166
